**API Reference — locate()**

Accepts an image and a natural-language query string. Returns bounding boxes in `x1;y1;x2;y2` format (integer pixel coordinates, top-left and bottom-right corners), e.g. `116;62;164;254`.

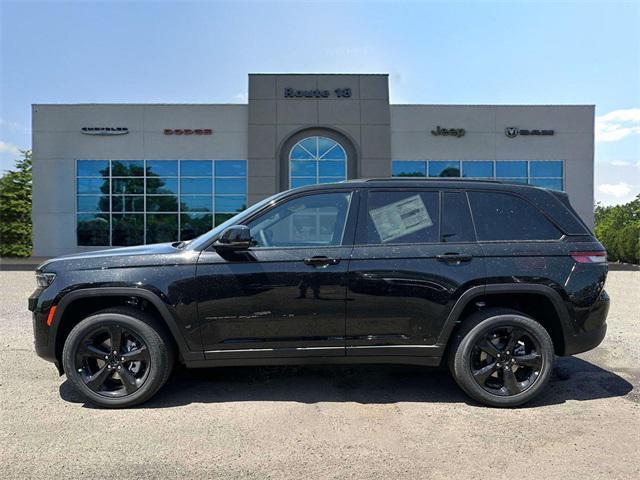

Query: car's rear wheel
449;308;554;407
62;307;173;408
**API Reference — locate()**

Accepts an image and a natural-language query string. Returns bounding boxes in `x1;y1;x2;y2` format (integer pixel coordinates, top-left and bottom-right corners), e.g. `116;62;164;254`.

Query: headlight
36;272;56;288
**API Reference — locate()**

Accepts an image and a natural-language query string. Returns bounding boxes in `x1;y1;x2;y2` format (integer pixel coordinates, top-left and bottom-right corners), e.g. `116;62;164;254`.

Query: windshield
185;191;288;250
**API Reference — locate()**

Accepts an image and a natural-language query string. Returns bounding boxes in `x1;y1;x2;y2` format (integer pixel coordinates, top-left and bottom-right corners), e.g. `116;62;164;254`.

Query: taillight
570;251;607;264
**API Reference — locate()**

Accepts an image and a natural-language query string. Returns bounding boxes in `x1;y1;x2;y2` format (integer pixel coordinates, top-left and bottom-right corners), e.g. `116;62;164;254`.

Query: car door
196;188;358;360
345;188;486;358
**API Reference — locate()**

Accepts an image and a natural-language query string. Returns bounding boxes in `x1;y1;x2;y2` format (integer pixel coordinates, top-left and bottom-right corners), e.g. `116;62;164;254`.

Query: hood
37;242;198;272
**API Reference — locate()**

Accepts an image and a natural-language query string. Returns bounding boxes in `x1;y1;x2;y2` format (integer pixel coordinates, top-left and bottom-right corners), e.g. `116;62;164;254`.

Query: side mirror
214;225;252;251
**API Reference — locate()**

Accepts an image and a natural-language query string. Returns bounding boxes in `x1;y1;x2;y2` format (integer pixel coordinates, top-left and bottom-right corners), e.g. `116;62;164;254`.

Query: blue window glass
319;161;346;177
215;178;246;195
146;160;178;177
180;196;212;212
111;160;144;176
529;178;563;191
181;213;212;240
77;160;109;177
147;196;178;212
146;177;178;194
500;178;528;184
429;161;461;177
290;136;347;188
530;161;562;178
215;195;246;213
112;214;144;246
112;178;144;194
291;161;317;176
181;178;212;195
318;177;344;184
77;214;109;246
290;145;314;160
299;137;318;157
496;161;527;178
180;160;212;177
112;196;144;212
77;196;109;212
146;214;178;243
215;160;247;177
462;161;493;178
77;178;108;194
392;161;426;177
291;177;317;188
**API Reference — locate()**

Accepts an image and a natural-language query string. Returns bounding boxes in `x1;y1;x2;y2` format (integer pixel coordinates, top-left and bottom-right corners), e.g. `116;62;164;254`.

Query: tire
62;307;174;408
448;308;554;407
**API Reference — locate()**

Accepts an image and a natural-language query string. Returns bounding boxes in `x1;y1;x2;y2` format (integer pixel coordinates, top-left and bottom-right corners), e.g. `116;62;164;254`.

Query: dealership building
32;73;595;257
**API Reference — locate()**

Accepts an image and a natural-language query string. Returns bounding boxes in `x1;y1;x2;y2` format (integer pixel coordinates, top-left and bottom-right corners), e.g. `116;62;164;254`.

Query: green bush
594;194;640;264
0;150;32;257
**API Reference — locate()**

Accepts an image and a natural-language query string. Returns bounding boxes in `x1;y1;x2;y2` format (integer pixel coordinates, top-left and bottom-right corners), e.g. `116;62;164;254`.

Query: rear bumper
563;289;609;356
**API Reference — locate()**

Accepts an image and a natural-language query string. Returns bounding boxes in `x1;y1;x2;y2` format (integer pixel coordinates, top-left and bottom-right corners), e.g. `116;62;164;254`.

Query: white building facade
32;73;594;257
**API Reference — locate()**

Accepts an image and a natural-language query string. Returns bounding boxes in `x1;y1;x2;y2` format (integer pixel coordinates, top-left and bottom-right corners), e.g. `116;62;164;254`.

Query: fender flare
436;283;571;347
51;287;201;362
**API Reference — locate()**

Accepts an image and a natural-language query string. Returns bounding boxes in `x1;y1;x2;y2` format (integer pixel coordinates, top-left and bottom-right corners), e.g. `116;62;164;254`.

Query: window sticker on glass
369;194;433;243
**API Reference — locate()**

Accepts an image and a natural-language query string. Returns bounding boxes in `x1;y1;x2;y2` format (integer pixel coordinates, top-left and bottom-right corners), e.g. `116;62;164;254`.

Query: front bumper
563;289;610;356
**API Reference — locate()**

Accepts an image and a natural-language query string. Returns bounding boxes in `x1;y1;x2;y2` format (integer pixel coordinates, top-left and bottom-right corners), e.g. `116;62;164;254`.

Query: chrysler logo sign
505;127;554;138
81;127;129;136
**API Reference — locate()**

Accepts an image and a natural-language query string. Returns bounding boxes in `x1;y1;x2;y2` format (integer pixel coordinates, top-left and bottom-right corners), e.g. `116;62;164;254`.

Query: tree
0;149;32;257
594;194;640;264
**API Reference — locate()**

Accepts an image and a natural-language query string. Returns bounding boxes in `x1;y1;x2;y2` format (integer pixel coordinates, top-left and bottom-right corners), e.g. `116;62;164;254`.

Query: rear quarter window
468;191;562;241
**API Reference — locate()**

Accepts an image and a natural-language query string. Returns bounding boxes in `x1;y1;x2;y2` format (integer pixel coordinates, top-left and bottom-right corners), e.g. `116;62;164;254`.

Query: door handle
436;253;473;264
303;256;341;267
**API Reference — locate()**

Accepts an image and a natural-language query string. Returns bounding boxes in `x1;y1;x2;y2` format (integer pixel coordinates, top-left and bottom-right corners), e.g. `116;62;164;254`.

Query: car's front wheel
449;308;554;407
62;307;173;408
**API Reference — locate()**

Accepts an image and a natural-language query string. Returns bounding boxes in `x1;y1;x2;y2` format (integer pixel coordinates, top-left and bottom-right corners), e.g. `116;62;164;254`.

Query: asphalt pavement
1;269;638;479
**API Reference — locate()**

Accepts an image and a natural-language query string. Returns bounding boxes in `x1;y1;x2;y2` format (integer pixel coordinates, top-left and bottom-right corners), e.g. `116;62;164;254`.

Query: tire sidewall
62;312;167;408
453;313;554;407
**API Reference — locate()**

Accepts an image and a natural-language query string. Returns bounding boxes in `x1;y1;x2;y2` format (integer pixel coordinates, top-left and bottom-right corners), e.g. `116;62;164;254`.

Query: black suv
30;179;609;408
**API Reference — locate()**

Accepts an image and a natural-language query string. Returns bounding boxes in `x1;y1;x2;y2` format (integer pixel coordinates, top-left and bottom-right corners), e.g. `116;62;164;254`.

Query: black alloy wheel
449;308;554;407
62;308;173;408
470;325;543;396
75;324;151;397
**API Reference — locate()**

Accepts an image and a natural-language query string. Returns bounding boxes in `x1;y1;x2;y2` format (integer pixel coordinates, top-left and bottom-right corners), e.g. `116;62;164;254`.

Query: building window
391;160;563;190
76;159;247;247
289;136;347;188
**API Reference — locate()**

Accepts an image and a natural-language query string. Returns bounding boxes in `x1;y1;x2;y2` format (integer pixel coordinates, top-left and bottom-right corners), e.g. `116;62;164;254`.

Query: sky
1;0;638;206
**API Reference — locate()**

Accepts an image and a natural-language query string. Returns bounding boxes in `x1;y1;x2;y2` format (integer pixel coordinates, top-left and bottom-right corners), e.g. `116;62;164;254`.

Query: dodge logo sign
164;129;213;135
505;127;554;138
81;127;129;136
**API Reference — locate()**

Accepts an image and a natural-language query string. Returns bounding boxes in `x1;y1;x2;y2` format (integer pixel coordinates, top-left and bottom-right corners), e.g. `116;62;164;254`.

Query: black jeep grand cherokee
30;179;609;408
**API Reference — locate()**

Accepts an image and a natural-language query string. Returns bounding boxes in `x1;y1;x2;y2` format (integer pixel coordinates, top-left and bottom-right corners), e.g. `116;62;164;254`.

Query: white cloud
232;92;248;103
595;108;640;142
0;140;21;156
610;160;631;166
597;182;633;198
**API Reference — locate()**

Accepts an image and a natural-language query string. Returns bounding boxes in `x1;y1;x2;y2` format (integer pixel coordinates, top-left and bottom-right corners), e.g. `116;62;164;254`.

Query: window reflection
76;159;247;246
290;136;347;187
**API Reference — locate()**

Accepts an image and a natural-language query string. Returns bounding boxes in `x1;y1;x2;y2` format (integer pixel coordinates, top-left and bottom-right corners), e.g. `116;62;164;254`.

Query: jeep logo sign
505;127;554;138
431;126;466;138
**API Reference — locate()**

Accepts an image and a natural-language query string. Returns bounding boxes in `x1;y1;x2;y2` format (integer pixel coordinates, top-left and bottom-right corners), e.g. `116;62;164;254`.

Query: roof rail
360;178;506;184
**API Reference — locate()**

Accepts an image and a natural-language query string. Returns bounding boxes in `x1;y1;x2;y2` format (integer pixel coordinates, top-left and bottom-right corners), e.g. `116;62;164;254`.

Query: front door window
247;192;352;248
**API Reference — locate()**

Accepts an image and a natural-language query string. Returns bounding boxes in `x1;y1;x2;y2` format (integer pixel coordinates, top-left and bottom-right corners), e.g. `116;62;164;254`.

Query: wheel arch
51;287;197;372
439;284;571;355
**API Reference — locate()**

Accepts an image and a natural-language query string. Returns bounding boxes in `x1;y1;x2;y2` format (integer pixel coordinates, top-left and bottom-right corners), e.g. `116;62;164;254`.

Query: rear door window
442;191;476;242
365;191;440;244
468;191;562;241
